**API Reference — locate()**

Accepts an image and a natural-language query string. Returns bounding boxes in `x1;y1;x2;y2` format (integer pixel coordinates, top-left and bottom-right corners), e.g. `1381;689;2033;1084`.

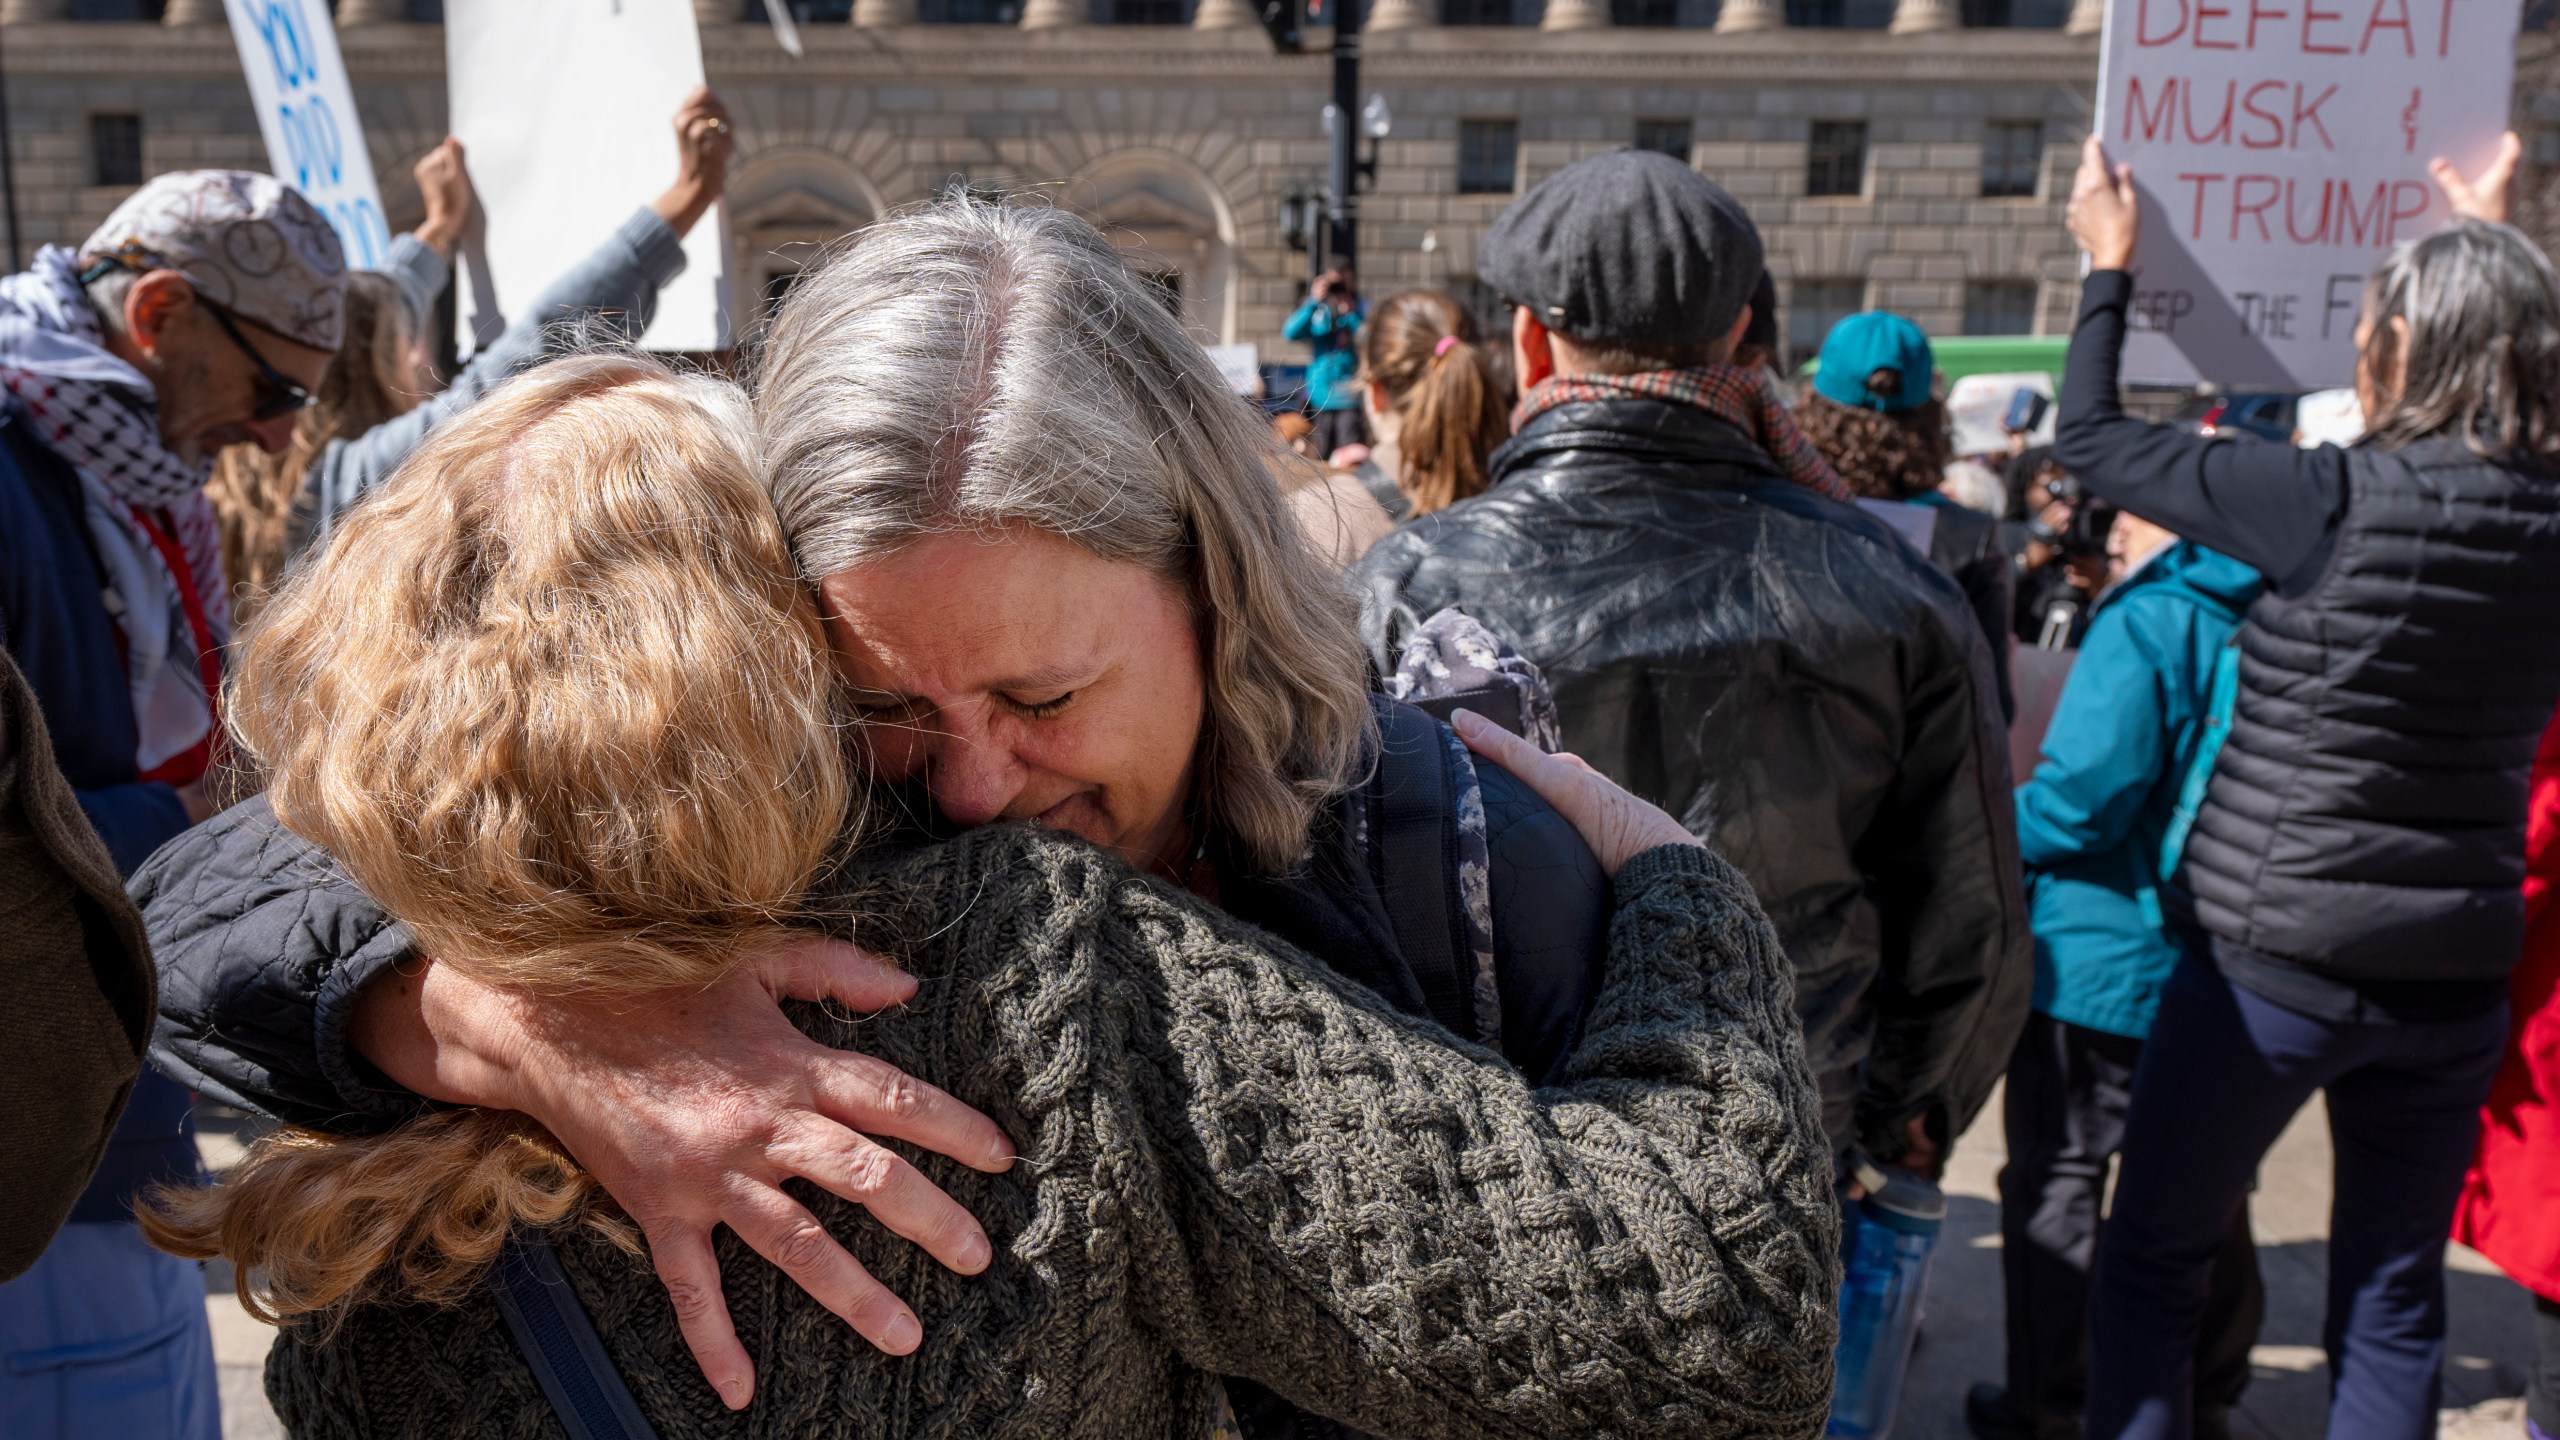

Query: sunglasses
199;300;315;423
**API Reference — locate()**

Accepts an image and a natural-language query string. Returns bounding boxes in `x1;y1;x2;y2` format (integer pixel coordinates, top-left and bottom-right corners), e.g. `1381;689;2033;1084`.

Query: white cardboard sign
224;0;391;271
2094;0;2519;388
444;0;730;353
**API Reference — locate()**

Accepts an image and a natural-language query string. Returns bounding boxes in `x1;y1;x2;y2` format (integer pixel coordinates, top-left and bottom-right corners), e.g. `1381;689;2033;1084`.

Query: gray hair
2362;220;2560;457
752;199;1373;873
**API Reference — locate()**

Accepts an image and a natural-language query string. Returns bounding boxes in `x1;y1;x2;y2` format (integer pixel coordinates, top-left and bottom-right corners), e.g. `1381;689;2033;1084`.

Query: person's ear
123;271;195;359
1713;304;1753;365
1513;307;1555;390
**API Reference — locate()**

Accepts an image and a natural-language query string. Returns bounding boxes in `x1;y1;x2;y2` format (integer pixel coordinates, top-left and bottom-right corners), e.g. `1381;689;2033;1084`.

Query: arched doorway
1063;151;1240;345
725;147;885;327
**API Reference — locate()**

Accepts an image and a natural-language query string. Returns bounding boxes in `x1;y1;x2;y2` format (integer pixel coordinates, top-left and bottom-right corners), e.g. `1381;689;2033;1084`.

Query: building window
1788;277;1866;358
1786;0;1845;22
746;0;855;18
1440;0;1520;23
1107;0;1187;18
1137;269;1183;317
1633;118;1693;161
69;0;166;17
1612;0;1680;20
1458;120;1518;195
1981;121;2042;198
1965;279;2040;335
90;114;143;188
917;0;1023;17
1805;121;1867;198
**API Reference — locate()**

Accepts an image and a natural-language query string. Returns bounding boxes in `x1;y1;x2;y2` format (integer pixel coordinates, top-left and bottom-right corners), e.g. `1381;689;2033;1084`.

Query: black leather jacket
1354;396;2031;1163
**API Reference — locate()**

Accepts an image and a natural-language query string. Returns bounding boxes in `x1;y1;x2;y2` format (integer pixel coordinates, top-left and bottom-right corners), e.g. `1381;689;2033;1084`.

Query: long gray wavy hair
2360;220;2560;458
752;198;1374;873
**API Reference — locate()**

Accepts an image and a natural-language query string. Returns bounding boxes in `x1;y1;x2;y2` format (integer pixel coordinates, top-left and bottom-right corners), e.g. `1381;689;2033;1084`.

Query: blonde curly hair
144;352;852;1322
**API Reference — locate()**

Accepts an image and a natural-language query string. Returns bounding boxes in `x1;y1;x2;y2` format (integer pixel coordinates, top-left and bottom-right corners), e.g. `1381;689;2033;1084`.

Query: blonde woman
143;348;1833;1437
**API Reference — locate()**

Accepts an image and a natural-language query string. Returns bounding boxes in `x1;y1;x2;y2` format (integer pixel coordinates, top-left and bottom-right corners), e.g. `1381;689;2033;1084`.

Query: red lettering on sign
2194;0;2239;44
2184;80;2236;144
2245;0;2289;44
2292;83;2337;150
2240;81;2287;146
2284;177;2333;242
2232;174;2281;239
2386;178;2430;241
2437;0;2460;53
2179;172;2228;238
2126;75;2180;140
2301;0;2349;49
2360;0;2414;54
2139;0;2190;42
2336;179;2389;245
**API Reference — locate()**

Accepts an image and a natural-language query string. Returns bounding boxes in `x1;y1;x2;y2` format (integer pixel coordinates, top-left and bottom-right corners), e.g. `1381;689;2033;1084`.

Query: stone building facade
2;1;2551;364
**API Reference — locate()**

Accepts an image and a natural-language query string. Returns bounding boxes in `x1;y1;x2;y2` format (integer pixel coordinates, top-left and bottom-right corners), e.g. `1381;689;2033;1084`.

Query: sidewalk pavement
199;1088;2539;1440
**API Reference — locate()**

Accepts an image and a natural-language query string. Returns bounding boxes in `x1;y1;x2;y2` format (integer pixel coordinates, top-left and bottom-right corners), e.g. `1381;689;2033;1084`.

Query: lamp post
1310;0;1390;279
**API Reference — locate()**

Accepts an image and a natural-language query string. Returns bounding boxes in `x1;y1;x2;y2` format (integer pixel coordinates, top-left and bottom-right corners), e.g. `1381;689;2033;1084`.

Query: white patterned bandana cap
79;170;347;351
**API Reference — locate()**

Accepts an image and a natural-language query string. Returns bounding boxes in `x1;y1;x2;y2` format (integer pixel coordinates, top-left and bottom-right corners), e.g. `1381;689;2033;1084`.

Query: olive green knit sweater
267;825;1839;1440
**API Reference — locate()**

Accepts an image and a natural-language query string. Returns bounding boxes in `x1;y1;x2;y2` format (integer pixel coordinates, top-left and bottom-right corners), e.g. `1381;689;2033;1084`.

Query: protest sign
2094;0;2519;387
223;0;390;271
444;0;730;353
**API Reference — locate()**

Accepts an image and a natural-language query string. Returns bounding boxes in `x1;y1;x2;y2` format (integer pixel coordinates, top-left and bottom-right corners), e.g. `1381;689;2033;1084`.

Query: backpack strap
2159;635;2245;884
1369;697;1474;1040
489;1229;659;1440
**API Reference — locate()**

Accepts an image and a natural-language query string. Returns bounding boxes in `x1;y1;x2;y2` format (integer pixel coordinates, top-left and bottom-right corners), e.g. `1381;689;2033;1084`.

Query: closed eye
1005;692;1074;720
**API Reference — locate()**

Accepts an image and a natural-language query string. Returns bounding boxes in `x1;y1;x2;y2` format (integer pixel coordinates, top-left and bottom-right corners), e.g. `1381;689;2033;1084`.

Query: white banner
2094;0;2519;387
223;0;391;271
444;0;730;353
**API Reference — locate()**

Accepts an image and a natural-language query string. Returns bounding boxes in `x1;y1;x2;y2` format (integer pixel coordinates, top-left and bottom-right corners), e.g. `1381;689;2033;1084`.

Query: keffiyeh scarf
0;245;228;775
1515;363;1854;502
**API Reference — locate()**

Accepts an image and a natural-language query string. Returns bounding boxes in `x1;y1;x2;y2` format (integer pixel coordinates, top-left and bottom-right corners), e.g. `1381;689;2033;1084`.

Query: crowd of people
1;76;2557;1440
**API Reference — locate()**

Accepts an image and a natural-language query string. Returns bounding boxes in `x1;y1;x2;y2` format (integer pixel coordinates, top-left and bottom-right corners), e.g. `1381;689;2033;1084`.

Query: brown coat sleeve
0;644;155;1279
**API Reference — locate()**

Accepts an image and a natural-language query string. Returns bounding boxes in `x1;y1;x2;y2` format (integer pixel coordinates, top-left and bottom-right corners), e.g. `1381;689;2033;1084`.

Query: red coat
2453;706;2560;1301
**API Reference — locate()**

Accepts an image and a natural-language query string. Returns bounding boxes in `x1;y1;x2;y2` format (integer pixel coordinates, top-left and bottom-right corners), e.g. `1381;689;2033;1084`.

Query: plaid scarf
0;246;228;777
1514;364;1852;502
0;247;229;634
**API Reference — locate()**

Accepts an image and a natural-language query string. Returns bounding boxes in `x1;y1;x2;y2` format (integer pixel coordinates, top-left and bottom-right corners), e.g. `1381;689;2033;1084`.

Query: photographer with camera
1284;266;1367;462
2007;450;2115;650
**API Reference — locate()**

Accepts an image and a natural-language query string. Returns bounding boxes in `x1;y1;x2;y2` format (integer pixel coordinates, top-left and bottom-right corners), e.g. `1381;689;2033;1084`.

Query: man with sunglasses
0;169;342;1440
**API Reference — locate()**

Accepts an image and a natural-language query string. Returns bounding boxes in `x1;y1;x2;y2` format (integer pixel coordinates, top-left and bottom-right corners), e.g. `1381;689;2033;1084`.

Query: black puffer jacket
1353;397;2032;1164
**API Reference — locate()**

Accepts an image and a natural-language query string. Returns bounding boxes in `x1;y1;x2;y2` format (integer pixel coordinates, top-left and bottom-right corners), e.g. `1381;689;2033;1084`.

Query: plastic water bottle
1825;1158;1946;1440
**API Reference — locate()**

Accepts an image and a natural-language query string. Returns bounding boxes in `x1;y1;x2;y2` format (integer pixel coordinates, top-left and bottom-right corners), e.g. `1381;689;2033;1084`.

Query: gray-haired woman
2055;133;2560;1440
146;201;1833;1438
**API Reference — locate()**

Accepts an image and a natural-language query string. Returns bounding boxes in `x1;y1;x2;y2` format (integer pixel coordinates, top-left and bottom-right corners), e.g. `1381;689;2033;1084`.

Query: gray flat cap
1478;149;1765;351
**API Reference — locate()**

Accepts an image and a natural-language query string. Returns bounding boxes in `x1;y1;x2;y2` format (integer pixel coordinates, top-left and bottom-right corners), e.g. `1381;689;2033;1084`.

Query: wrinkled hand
651;85;734;240
370;937;1014;1409
1451;708;1699;875
409;137;474;261
2067;134;2139;273
2432;129;2521;225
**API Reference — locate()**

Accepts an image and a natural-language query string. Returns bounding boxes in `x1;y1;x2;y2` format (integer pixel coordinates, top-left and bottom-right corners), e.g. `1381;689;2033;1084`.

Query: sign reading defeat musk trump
2095;0;2518;386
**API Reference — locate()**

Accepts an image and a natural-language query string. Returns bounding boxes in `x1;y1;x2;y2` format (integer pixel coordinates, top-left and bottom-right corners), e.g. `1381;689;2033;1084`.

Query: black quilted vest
2177;436;2560;984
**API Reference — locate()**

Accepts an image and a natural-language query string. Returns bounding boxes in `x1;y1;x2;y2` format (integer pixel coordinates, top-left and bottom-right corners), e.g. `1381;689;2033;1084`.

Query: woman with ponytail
1352;289;1511;520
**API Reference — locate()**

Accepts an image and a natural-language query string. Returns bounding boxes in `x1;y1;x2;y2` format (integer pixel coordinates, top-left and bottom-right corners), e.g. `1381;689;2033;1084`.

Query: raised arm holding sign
2091;0;2522;386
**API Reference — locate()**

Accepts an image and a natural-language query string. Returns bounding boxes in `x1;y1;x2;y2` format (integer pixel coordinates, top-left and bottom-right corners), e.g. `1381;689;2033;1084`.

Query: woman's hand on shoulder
351;938;1014;1409
1451;709;1699;877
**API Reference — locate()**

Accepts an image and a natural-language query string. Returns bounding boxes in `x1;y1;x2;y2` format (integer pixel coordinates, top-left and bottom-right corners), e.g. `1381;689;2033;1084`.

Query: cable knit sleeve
848;826;1840;1440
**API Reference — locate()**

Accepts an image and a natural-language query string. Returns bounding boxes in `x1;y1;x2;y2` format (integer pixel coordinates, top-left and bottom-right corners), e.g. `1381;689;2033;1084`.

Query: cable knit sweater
264;823;1839;1440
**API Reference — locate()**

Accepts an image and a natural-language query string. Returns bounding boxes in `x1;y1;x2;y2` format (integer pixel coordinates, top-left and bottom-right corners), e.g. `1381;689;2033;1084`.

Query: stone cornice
2;19;2111;86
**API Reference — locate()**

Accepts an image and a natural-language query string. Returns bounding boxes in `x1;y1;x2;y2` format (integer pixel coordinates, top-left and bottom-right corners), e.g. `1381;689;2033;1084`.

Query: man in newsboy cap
0;170;345;1440
1355;149;2029;1193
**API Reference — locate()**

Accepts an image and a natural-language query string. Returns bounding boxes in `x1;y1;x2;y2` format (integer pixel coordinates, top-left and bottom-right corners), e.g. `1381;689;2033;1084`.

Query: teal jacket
1283;296;1364;411
2015;540;2263;1038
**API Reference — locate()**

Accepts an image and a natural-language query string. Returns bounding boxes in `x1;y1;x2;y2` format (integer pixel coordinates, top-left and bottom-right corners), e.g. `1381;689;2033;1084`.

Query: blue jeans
0;1223;219;1440
2086;952;2508;1440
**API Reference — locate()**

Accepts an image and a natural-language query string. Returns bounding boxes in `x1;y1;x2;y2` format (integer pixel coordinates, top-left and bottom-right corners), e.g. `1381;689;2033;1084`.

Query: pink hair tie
1434;335;1461;359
